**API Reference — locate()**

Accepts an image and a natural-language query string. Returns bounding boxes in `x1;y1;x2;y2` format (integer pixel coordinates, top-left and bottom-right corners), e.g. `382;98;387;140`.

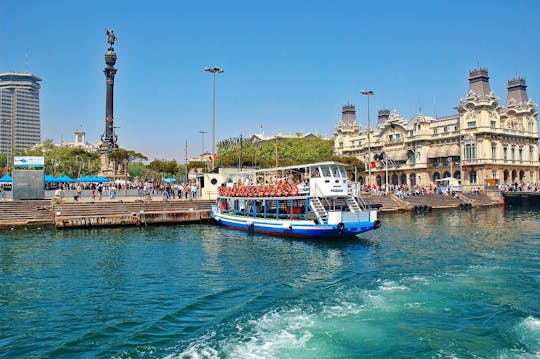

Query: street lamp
1;117;14;175
199;130;207;155
204;67;224;171
360;90;374;187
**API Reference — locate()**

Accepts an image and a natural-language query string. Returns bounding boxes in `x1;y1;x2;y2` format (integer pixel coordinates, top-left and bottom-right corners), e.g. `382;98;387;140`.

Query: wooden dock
0;199;213;229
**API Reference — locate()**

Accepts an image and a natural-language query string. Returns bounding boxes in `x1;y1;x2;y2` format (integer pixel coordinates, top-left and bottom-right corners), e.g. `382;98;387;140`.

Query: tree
127;162;146;178
0;153;6;169
41;147;100;177
108;148;147;178
147;159;178;177
216;136;335;168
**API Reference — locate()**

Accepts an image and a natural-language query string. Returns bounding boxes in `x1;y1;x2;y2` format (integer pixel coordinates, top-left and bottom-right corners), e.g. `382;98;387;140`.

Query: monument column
99;29;119;176
101;29;118;153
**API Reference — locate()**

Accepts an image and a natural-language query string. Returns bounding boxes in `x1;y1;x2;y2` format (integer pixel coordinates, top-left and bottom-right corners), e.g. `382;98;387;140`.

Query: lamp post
204;67;224;171
2;116;14;175
198;130;207;154
360;90;374;187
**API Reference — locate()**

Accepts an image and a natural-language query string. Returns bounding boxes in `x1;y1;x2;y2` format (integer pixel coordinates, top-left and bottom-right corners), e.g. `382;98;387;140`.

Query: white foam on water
321;301;363;319
515;316;540;355
167;331;219;359
379;280;409;292
171;308;315;359
497;317;540;359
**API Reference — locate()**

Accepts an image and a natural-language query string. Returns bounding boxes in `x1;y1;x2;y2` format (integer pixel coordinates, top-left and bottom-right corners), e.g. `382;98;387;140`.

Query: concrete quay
0;197;214;229
0;191;500;230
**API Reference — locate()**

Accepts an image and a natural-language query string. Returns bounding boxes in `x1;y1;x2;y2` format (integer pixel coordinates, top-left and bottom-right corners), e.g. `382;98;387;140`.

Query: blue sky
2;0;539;161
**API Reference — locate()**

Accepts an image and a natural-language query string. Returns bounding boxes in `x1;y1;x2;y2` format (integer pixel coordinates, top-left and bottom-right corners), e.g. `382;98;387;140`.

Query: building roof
0;72;42;83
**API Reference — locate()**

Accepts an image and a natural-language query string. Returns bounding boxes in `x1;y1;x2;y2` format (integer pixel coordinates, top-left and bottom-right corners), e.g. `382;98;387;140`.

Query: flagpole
361;90;374;187
385;153;389;192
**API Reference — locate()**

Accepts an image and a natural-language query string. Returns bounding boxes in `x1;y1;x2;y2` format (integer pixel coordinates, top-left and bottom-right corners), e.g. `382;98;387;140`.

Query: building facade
334;69;539;190
0;72;42;156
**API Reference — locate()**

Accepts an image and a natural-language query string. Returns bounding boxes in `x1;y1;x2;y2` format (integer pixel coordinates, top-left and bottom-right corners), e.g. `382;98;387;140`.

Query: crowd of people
48;180;200;201
499;182;540;192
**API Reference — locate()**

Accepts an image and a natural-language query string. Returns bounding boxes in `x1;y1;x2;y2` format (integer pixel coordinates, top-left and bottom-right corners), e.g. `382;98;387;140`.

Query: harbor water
1;207;539;358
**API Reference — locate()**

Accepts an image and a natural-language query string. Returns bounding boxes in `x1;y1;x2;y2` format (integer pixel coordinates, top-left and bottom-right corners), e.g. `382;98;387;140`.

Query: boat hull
503;192;540;207
211;211;380;239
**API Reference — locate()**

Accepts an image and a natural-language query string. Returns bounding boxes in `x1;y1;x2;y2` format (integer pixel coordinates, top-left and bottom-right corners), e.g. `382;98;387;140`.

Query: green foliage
127;162;146;178
188;161;206;170
147;159;178;176
176;164;188;181
108;148;147;164
0;153;6;168
330;155;365;179
42;147;100;177
217;137;336;168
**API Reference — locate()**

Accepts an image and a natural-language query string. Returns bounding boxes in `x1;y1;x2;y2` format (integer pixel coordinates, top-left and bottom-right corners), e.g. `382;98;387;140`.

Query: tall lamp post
199;130;207;172
199;130;207;154
204;67;224;171
360;90;374;187
1;118;14;174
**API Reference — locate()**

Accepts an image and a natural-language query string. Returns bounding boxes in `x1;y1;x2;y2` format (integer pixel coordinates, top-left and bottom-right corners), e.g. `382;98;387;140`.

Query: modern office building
0;72;42;157
334;68;539;190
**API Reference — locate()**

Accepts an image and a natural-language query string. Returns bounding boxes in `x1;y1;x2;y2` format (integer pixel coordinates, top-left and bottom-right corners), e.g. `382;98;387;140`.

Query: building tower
467;68;492;99
0;72;42;167
100;29;118;153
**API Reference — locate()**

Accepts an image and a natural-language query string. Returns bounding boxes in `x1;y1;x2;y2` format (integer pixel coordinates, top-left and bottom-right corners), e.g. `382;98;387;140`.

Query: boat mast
274;137;279;179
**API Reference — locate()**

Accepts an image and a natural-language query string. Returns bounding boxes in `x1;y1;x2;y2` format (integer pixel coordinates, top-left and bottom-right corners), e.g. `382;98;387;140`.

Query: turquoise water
1;207;539;358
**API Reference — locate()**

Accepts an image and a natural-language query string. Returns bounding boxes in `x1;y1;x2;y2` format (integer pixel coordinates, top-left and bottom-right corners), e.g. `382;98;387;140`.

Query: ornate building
334;68;539;190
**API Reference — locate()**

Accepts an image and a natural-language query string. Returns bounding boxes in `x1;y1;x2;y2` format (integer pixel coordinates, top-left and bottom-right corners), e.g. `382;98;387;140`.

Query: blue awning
0;174;12;182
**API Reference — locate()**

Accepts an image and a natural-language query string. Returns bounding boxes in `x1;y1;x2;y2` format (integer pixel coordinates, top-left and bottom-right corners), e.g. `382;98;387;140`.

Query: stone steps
0;200;53;227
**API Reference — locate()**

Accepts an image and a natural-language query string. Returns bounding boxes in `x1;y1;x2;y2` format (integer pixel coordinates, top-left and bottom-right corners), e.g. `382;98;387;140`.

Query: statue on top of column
106;29;116;48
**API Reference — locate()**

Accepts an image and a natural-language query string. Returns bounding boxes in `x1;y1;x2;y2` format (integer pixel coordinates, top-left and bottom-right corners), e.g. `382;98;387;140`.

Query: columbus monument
99;29;119;176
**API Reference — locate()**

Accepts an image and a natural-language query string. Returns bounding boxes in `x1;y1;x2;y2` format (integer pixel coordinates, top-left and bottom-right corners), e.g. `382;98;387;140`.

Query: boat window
320;165;332;178
333;166;346;178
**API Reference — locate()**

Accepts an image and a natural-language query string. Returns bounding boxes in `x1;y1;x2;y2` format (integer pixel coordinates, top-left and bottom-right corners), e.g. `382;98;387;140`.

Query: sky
2;0;539;162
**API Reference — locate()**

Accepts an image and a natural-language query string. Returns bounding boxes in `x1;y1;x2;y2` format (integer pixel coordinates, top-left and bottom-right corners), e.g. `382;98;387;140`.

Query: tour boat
211;162;381;238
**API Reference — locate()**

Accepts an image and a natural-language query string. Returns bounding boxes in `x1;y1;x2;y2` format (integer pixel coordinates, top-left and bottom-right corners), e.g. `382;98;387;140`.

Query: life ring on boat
219;200;228;209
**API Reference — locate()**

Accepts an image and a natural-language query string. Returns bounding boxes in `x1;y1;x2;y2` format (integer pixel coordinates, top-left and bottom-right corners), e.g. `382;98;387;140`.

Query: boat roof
240;161;345;175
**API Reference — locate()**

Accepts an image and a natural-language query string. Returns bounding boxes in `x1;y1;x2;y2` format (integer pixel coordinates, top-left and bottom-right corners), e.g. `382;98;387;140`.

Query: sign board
12;169;45;199
14;156;45;168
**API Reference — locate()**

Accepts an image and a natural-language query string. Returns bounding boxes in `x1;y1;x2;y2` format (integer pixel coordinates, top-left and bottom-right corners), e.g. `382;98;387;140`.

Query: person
109;185;117;199
0;185;5;200
91;189;96;200
164;184;171;200
97;184;103;200
75;184;82;201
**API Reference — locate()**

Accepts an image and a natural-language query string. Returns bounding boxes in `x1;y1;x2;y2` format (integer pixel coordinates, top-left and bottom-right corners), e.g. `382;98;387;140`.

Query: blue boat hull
211;212;380;239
